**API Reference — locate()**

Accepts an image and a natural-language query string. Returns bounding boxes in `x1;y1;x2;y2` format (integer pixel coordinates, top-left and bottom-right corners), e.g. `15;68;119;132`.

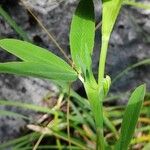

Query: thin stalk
84;84;104;150
98;36;110;85
67;83;72;150
33;134;45;150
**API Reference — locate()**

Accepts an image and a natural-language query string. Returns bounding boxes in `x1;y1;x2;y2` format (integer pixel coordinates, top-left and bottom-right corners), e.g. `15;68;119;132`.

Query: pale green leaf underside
102;0;123;39
116;84;146;150
70;0;95;71
0;39;74;72
0;62;77;81
0;39;78;81
98;0;123;84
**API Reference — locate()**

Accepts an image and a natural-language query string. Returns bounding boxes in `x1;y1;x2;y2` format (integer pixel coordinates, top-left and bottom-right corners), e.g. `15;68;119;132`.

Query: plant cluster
0;0;150;150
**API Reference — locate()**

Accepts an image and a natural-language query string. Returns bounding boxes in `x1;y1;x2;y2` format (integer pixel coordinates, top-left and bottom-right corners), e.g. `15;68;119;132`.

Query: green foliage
98;0;123;84
0;0;149;149
70;0;95;75
0;100;56;114
0;110;29;120
0;39;77;81
0;6;31;42
115;84;146;150
102;0;123;39
112;58;150;84
123;0;150;10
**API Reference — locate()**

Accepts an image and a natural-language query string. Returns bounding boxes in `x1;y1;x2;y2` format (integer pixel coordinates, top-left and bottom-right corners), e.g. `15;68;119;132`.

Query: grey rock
0;74;58;143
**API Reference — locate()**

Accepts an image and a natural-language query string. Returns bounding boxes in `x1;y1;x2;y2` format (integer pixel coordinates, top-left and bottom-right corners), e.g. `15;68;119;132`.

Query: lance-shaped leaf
0;62;77;81
115;84;146;150
102;0;123;39
70;0;95;72
98;0;123;84
0;39;78;81
0;39;72;71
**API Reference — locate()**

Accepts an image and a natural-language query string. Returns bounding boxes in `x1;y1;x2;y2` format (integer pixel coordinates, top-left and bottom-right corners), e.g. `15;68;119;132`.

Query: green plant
0;5;31;42
0;0;149;149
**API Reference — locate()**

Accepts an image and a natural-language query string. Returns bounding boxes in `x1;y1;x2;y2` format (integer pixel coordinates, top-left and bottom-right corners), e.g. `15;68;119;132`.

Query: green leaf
123;0;150;10
98;0;123;84
0;39;74;72
0;132;39;149
0;110;30;120
84;82;105;150
102;0;123;39
0;100;55;114
0;39;78;81
70;0;95;72
0;62;77;81
115;84;146;150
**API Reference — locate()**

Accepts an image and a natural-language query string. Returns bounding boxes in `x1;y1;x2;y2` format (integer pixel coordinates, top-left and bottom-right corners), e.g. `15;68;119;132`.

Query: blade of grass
0;100;59;114
103;115;119;139
123;0;150;10
0;5;31;42
0;110;30;120
115;84;146;150
15;145;80;150
0;132;39;149
13;140;32;150
52;130;88;149
112;59;150;84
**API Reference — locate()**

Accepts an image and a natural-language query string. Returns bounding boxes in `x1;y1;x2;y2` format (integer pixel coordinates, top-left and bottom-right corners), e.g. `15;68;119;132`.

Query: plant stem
84;83;105;150
98;36;110;85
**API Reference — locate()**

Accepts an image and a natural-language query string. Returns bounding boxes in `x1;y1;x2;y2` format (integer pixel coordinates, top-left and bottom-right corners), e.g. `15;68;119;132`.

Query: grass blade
0;100;56;114
0;132;39;149
112;59;150;84
0;6;30;42
52;130;87;149
115;84;146;150
0;110;30;120
123;0;150;10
